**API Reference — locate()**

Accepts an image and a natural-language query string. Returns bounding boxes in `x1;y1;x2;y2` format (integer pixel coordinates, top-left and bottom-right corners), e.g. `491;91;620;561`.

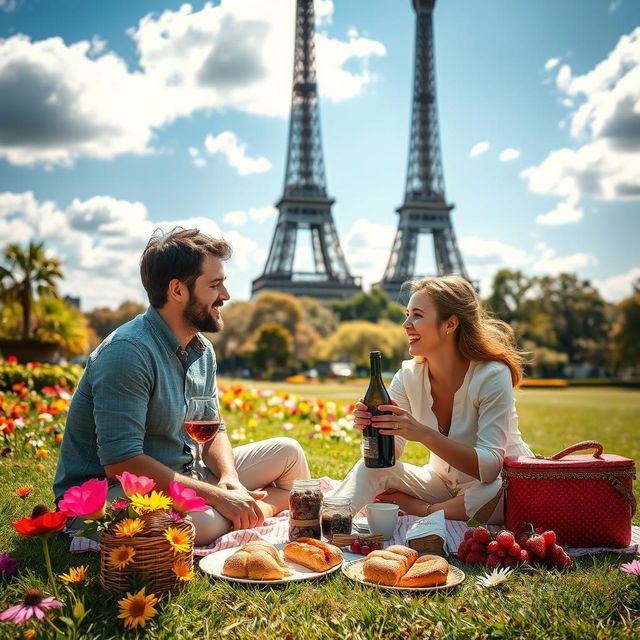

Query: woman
333;276;532;524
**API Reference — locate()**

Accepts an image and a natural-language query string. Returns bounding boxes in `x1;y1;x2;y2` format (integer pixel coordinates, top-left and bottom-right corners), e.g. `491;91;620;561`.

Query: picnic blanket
69;476;640;558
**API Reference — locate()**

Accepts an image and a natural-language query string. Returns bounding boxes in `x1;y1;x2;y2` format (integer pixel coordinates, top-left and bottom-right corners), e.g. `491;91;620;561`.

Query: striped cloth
69;476;640;558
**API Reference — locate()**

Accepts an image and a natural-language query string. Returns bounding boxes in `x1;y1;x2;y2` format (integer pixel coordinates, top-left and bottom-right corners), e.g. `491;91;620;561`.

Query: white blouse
389;358;532;486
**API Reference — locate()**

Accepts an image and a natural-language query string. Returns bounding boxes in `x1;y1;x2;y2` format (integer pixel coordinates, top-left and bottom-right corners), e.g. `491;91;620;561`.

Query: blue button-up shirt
53;306;224;500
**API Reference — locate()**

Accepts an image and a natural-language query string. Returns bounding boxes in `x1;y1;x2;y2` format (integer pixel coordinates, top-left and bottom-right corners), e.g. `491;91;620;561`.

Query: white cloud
0;0;386;166
544;57;560;71
469;141;490;158
609;1;623;13
222;211;247;227
593;266;640;301
0;191;259;309
342;219;396;289
188;147;199;158
535;197;584;225
204;131;271;175
522;27;640;224
315;0;334;26
498;148;521;162
532;251;597;274
0;0;20;11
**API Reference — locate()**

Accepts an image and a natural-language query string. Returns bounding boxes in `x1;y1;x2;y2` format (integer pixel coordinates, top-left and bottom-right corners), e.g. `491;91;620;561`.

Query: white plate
341;558;465;592
199;542;343;584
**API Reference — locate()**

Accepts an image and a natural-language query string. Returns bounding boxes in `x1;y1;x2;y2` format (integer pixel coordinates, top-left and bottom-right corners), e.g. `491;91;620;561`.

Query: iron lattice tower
252;0;361;301
375;0;469;302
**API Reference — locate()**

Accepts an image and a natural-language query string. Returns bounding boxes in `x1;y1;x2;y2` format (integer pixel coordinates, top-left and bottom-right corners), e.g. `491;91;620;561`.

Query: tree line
0;242;638;377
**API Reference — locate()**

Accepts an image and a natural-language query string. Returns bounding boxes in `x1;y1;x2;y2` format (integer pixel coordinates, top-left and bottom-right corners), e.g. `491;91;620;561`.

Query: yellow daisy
109;545;136;570
59;565;89;584
129;490;172;514
164;526;192;555
113;518;145;537
117;587;158;630
172;559;195;582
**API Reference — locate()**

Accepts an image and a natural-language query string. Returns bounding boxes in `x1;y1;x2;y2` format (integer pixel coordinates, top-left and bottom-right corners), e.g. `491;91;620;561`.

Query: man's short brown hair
140;228;232;308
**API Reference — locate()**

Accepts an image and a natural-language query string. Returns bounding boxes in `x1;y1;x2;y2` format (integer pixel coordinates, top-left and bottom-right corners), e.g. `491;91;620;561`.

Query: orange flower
35;449;49;459
14;485;32;499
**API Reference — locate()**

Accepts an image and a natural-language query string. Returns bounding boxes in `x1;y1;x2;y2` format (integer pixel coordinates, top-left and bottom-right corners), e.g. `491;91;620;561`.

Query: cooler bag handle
549;440;603;460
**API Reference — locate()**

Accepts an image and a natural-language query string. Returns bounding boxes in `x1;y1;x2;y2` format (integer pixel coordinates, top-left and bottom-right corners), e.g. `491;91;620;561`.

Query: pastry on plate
222;541;293;580
283;537;343;572
362;545;448;587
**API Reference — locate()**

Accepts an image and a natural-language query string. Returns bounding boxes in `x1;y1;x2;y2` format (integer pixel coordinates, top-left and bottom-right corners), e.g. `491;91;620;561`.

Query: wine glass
184;395;221;471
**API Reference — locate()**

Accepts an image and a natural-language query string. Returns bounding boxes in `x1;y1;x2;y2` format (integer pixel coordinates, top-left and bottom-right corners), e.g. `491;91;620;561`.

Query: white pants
81;437;310;546
332;458;504;524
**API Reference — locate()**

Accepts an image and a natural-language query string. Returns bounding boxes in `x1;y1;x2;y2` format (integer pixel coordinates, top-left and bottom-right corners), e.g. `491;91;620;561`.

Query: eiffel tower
252;0;361;301
376;0;469;302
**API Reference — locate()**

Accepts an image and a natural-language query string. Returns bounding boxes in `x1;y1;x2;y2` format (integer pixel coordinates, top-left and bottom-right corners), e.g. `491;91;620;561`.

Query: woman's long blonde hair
408;276;526;387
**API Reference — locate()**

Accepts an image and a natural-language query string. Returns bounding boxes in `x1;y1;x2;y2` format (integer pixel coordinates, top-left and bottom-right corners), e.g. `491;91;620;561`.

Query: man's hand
214;478;267;530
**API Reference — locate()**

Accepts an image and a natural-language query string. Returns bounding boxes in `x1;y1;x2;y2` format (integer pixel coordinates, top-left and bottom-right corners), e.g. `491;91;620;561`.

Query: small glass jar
288;479;322;541
321;496;353;542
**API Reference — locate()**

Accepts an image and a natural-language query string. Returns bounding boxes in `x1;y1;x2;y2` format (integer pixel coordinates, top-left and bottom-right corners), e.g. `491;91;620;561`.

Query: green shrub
0;360;83;391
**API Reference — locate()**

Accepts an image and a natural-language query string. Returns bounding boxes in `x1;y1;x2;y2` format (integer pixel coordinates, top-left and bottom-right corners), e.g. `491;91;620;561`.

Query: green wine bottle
362;350;395;468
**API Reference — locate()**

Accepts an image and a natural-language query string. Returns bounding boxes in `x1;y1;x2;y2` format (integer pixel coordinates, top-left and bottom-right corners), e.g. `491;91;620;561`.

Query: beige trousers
332;458;504;524
70;437;310;545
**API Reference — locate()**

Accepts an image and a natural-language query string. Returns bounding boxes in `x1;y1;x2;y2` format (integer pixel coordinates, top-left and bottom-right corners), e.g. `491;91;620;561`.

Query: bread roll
222;542;293;580
397;554;449;587
362;545;448;587
283;537;343;571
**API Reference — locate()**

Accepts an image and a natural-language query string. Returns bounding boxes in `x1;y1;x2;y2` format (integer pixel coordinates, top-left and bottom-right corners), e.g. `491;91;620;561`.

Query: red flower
6;356;18;364
12;511;68;538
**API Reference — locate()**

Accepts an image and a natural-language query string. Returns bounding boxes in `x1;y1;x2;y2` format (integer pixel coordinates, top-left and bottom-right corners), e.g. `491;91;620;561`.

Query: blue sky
0;0;638;310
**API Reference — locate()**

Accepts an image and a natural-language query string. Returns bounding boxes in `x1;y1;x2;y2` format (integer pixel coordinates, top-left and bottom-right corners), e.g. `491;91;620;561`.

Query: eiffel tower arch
252;0;362;301
375;0;470;303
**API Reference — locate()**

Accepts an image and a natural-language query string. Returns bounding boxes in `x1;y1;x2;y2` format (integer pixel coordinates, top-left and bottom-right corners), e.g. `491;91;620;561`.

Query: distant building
64;295;81;309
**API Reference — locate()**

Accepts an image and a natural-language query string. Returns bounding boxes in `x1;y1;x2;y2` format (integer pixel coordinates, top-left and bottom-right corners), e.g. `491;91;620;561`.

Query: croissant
362;546;448;587
283;537;343;571
222;542;293;580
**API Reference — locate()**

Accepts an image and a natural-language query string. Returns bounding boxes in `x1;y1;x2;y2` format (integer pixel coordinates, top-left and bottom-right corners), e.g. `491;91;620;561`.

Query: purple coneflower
0;589;62;625
620;559;640;577
0;552;19;578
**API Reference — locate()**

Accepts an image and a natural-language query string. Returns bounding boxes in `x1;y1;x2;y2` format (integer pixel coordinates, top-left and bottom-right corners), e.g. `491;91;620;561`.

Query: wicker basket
100;510;195;595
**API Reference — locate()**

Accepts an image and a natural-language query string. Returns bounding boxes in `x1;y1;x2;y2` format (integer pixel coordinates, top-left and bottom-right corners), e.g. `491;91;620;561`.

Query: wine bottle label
362;436;378;459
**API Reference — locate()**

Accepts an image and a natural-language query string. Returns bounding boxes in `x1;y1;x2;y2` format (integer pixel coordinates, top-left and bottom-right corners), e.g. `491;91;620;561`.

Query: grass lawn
1;385;639;639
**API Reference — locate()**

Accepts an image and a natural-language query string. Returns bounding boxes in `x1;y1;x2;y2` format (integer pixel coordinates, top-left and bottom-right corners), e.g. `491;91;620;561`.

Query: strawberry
541;530;556;546
516;533;529;548
465;551;483;565
487;540;500;554
496;530;515;548
370;542;382;551
526;534;547;559
496;548;507;558
473;526;492;544
546;544;572;569
485;553;501;568
464;529;474;541
519;549;532;564
471;541;486;553
360;545;371;556
508;542;521;557
350;539;362;553
502;556;517;568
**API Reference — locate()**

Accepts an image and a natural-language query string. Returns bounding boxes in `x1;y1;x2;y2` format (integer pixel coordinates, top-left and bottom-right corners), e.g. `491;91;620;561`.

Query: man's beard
183;294;223;333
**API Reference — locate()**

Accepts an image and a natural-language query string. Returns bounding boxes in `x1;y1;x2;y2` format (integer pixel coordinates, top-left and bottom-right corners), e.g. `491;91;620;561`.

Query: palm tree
0;242;63;340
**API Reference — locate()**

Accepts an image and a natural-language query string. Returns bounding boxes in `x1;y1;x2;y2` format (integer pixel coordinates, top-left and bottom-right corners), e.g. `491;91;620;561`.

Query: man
54;228;310;544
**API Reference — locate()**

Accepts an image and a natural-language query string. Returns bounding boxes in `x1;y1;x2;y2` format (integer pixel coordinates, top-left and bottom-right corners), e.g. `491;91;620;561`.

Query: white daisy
476;566;514;588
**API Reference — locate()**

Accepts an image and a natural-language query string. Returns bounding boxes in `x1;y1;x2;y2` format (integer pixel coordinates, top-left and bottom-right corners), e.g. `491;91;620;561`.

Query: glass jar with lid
288;479;322;541
321;496;352;542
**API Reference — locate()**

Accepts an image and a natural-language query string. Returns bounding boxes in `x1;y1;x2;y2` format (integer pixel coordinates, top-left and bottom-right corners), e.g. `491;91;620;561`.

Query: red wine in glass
184;420;220;444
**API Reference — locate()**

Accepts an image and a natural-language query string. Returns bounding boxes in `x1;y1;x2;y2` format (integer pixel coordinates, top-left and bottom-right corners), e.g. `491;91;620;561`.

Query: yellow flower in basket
113;518;145;537
164;527;192;554
129;491;172;514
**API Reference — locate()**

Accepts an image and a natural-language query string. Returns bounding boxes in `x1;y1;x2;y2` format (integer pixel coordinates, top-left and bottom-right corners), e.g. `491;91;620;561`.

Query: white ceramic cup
366;503;399;540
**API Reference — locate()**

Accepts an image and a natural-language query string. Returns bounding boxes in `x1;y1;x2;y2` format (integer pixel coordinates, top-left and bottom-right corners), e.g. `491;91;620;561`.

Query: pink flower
169;511;184;521
116;472;156;497
0;589;62;625
620;559;640;576
111;500;129;510
168;482;208;515
58;478;108;520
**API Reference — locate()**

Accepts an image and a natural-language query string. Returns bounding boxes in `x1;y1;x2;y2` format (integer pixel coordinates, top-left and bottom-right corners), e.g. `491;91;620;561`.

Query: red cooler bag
503;441;636;548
